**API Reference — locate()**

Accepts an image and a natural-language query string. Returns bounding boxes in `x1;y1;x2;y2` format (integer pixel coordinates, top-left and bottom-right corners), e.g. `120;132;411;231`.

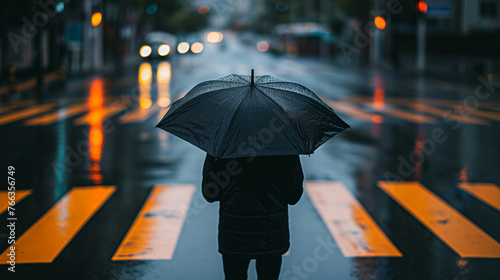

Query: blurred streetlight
206;32;223;43
190;42;204;54
417;1;428;13
91;12;102;27
177;42;190;54
374;16;386;30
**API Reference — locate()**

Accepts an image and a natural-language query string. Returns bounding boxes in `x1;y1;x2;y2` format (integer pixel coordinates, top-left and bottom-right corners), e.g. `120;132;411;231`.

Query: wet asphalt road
1;32;500;280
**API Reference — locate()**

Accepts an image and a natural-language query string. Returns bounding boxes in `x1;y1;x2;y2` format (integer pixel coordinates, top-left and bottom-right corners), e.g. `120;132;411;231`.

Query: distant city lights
158;44;171;56
177;42;190;54
206;32;223;43
191;42;204;54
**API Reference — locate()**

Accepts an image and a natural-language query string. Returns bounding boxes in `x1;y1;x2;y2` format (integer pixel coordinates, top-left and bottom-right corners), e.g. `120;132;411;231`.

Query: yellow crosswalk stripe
306;181;402;257
382;107;436;124
120;104;159;124
0;186;115;263
409;103;488;125
0;101;36;115
378;181;500;258
24;103;89;126
112;184;195;261
0;190;32;214
73;102;128;125
459;183;500;211
459;109;500;121
0;104;56;125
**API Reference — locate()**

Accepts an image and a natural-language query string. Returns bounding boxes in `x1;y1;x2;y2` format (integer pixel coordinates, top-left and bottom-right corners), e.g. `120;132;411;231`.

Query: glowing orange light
157;62;172;108
190;42;204;54
89;163;102;183
138;62;152;109
88;79;104;183
198;5;210;14
417;1;428;13
206;32;223;43
372;115;383;123
91;12;102;27
374;16;386;30
374;88;385;110
460;165;468;183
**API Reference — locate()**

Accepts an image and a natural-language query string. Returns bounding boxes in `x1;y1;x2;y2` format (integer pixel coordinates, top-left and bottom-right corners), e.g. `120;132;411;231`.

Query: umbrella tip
251;69;254;84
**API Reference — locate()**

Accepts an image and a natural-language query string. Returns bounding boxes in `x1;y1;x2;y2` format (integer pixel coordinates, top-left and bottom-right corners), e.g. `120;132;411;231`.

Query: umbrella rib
259;86;349;130
158;85;249;126
232;74;250;84
257;84;333;111
253;86;305;152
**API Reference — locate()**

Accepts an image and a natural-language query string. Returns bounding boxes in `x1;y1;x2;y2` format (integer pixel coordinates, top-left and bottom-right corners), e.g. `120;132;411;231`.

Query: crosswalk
0;186;115;264
1;181;499;264
305;182;402;257
112;184;194;261
1;95;499;127
378;181;500;258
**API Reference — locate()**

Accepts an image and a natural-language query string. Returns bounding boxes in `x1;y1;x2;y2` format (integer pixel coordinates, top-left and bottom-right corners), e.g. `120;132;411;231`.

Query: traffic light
417;1;428;13
374;16;386;30
91;12;102;27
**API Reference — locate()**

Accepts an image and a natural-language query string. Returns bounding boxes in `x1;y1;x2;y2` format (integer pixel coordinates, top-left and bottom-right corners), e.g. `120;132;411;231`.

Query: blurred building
424;0;500;33
0;0;137;90
461;0;500;32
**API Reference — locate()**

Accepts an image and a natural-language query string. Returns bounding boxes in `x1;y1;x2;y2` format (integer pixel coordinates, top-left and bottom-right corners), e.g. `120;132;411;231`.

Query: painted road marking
0;186;115;263
409;103;488;125
74;102;128;125
460;109;500;122
382;107;436;124
459;183;500;212
326;100;373;121
0;101;36;115
481;104;500;112
24;103;89;126
0;190;32;214
112;184;195;261
0;104;56;125
378;181;500;258
306;181;402;257
120;104;159;124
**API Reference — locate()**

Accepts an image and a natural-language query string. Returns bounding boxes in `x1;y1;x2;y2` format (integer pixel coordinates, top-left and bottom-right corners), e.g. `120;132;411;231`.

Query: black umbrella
156;70;349;159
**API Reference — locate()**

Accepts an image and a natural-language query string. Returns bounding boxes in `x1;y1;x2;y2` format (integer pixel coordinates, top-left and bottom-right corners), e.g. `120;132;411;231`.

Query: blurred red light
198;5;210;14
417;1;428;13
374;16;386;30
372;115;384;124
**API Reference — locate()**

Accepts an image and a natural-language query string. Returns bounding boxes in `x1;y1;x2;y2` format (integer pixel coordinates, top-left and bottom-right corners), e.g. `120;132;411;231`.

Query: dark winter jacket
202;154;304;258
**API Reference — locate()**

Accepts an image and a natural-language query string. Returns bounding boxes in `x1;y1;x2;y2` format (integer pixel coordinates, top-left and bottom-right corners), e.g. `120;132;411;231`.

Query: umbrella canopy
156;71;349;159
